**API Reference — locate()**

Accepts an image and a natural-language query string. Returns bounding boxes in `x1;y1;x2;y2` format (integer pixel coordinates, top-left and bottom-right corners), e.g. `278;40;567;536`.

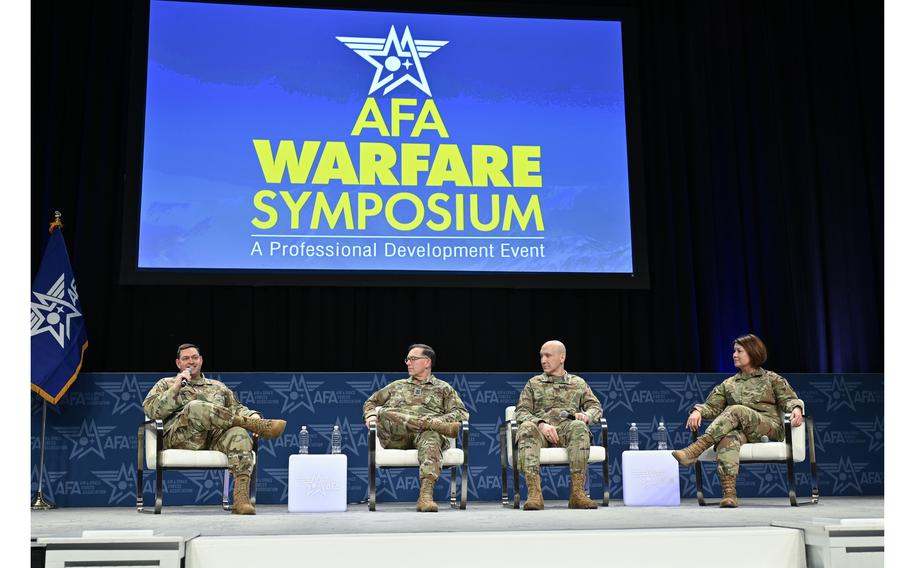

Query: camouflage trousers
164;400;254;476
377;409;450;480
517;420;591;475
705;404;783;476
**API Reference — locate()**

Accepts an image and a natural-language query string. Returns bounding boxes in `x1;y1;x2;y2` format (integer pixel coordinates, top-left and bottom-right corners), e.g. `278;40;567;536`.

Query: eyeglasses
179;355;201;362
404;356;429;363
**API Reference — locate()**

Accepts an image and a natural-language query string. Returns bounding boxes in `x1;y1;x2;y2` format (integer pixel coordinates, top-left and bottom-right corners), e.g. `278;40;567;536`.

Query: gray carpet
31;497;883;539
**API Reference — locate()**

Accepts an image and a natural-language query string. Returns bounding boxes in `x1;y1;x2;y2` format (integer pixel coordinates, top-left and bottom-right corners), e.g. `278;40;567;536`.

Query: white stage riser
186;527;807;568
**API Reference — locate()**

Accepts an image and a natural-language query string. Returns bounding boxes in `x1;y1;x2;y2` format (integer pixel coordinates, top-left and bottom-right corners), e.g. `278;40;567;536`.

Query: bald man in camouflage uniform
363;344;468;512
143;343;287;515
673;334;803;507
514;340;601;510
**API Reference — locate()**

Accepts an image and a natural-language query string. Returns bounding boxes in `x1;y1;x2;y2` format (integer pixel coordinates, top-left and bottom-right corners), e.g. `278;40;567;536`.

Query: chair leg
154;468;163;514
222;470;232;511
460;421;469;510
807;416;819;504
695;460;707;506
136;466;144;512
136;424;144;512
449;465;457;508
784;420;799;506
368;426;377;511
786;459;798;506
600;419;609;506
509;422;521;509
153;424;163;514
499;424;510;507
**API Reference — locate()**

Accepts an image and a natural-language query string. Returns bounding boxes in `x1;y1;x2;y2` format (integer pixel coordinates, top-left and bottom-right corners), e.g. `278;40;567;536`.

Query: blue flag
30;228;88;404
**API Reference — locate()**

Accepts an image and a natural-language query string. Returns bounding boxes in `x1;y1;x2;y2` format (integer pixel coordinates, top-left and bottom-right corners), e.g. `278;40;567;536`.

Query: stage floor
31;497;883;539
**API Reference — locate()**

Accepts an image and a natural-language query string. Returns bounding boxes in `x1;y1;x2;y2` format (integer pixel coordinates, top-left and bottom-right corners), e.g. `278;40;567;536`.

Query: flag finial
48;211;63;234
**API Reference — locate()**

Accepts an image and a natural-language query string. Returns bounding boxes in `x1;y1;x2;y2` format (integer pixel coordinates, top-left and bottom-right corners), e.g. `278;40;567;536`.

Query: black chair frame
692;412;819;506
499;416;609;509
136;418;258;514
367;420;469;511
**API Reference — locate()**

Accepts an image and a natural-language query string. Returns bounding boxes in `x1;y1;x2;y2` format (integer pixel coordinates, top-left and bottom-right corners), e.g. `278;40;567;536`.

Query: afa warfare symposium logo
338;26;448;97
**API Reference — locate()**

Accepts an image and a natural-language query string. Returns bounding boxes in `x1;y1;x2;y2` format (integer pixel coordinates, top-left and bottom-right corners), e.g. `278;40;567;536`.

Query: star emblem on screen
337;25;448;97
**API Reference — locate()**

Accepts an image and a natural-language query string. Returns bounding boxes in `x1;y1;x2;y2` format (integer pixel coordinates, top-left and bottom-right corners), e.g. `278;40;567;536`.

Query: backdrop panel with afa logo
31;372;883;507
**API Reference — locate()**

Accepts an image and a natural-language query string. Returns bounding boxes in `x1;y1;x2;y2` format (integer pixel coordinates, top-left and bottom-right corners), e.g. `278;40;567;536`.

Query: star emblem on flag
31;273;83;348
337;26;448;97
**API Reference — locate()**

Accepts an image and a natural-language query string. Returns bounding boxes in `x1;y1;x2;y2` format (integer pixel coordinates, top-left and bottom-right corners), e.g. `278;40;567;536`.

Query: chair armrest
368;423;377;464
597;417;608;446
458;420;470;467
457;420;470;444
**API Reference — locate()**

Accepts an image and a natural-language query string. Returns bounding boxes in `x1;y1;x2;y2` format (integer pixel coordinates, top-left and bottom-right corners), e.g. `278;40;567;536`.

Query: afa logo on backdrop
263;375;324;414
589;376;639;413
55;419;117;461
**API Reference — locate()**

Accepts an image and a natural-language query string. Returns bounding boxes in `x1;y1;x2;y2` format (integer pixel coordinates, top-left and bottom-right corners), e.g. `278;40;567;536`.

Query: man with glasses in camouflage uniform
363;344;468;512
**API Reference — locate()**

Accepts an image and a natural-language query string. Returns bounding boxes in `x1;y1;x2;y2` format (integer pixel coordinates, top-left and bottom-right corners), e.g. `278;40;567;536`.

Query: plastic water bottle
330;425;342;454
298;426;309;454
629;423;639;450
656;421;668;450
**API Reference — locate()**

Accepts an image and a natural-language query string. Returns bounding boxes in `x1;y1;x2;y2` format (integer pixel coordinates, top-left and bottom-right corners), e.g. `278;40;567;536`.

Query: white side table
288;453;348;512
621;450;680;506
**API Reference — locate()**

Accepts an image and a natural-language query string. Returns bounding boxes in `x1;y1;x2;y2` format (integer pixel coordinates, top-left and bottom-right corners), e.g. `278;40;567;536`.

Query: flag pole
31;211;64;511
31;399;56;510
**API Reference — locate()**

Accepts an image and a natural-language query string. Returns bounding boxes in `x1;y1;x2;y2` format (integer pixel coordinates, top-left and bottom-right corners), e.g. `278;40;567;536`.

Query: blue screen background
138;1;633;273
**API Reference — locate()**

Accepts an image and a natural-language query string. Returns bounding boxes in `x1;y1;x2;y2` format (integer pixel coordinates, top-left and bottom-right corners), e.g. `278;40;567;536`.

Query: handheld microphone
181;365;193;387
559;410;577;421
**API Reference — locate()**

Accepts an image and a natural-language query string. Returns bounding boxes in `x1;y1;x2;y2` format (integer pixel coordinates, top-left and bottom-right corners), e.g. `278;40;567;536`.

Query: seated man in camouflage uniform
514;340;601;510
142;343;287;515
363;344;468;512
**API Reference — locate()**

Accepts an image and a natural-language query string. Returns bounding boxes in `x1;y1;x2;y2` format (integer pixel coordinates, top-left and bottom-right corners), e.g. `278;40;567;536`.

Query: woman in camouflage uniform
672;334;803;507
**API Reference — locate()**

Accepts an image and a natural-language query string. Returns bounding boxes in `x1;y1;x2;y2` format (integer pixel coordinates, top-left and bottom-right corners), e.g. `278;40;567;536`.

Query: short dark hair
177;343;201;358
408;343;436;368
734;334;767;367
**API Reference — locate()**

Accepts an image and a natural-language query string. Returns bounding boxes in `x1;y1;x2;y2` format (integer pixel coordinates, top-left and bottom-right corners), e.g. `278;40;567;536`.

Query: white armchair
692;399;819;506
367;416;469;511
499;405;608;509
136;417;258;514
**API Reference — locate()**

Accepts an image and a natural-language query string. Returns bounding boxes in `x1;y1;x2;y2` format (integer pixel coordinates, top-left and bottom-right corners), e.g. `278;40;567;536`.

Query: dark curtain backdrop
31;0;883;374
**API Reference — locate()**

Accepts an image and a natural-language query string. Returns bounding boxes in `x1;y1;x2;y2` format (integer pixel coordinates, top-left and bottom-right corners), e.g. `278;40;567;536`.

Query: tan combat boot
417;417;461;438
719;472;738;508
671;434;715;466
233;416;287;439
232;473;256;515
568;472;599;509
416;477;439;512
523;470;544;510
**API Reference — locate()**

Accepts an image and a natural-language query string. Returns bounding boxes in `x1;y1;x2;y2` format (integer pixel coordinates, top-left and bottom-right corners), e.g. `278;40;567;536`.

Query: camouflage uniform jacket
143;374;259;431
362;375;469;423
515;372;603;426
693;368;802;428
